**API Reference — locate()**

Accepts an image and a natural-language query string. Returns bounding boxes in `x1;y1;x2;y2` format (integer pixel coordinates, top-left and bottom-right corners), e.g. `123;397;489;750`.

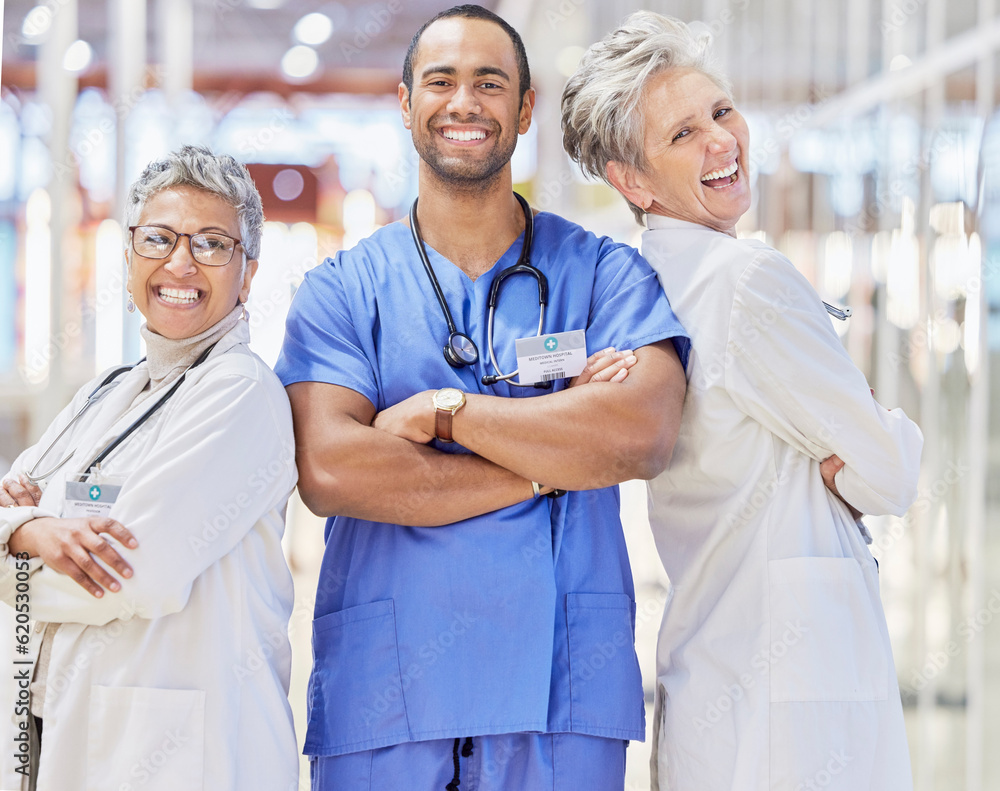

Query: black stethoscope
24;343;217;484
409;192;551;389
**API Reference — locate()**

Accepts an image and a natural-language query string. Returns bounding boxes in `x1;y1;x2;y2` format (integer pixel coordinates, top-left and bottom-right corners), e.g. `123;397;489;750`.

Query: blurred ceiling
0;0;991;104
2;0;499;95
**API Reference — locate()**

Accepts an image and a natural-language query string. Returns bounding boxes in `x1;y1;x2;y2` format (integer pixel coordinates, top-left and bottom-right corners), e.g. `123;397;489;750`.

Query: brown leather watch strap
435;407;455;443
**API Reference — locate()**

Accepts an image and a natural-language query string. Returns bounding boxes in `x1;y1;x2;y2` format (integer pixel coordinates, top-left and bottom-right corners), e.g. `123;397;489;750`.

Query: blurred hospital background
1;0;998;788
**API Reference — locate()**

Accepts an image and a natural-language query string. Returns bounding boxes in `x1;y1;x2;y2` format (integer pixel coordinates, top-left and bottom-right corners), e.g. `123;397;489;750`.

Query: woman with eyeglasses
0;146;298;791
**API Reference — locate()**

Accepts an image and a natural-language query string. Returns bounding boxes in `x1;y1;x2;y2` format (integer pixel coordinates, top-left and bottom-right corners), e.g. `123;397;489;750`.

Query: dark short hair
401;4;531;103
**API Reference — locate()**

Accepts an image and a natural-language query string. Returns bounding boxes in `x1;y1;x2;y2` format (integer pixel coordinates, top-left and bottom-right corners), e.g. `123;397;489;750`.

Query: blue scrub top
276;211;689;757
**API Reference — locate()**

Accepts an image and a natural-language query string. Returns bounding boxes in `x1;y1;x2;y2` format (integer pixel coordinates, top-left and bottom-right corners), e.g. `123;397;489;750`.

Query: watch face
435;388;465;409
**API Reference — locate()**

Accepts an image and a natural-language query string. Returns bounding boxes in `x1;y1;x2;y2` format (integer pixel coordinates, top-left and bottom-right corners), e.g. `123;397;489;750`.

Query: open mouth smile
701;160;739;188
440;127;489;142
156;286;202;305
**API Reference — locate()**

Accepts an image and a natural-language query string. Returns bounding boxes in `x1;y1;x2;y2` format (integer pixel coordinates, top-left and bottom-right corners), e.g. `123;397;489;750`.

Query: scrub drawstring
446;739;460;791
445;737;474;790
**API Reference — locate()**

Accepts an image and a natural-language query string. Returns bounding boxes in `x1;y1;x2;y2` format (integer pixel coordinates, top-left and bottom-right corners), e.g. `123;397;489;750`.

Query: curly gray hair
561;12;731;224
123;145;264;263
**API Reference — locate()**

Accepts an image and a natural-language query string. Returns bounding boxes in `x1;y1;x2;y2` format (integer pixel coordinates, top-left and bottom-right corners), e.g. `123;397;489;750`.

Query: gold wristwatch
432;388;466;443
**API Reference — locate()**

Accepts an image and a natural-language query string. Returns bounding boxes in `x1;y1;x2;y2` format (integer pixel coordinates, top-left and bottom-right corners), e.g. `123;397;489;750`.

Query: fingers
820;454;844;470
67;540;122;596
572;348;637;386
36;518;137;598
1;478;38;508
95;519;138;550
571;348;615;386
90;520;136;580
588;347;616;362
588;350;637;383
18;476;42;505
818;455;862;519
819;454;845;494
53;558;108;598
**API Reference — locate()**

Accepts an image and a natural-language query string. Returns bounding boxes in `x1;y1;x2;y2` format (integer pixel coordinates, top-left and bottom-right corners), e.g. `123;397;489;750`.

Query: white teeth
158;287;200;304
701;161;738;182
443;129;486;141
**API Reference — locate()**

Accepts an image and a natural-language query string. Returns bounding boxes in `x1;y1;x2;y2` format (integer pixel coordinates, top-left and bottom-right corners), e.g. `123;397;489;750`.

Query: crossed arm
2;371;295;605
1;328;858;592
289;341;686;526
2;477;138;599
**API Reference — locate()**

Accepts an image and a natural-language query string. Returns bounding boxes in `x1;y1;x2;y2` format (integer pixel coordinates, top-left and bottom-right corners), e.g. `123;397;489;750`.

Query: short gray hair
123;145;264;261
561;12;731;224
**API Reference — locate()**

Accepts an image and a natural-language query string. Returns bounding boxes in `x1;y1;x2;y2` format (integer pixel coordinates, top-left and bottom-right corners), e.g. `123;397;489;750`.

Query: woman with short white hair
563;14;922;791
0;146;298;791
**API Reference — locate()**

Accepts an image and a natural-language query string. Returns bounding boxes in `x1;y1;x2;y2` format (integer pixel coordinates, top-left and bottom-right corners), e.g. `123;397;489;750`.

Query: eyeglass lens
132;226;237;266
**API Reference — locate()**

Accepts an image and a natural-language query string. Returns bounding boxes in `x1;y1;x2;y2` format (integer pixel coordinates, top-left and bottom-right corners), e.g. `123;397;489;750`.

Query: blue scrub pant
311;732;628;790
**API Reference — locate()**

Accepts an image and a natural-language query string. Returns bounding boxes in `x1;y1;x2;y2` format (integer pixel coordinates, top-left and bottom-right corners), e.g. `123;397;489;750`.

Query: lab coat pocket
86;685;205;791
306;599;408;754
566;593;644;736
768;557;888;702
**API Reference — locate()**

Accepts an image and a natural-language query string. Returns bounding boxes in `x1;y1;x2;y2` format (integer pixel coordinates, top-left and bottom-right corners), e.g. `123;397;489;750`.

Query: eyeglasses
129;225;243;266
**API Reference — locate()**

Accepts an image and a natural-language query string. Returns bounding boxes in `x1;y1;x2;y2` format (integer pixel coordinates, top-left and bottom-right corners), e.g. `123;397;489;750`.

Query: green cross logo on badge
89;485;101;501
544;337;559;352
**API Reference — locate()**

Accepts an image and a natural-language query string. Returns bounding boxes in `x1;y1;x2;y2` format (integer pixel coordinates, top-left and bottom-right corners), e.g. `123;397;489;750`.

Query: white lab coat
642;216;923;791
0;322;298;791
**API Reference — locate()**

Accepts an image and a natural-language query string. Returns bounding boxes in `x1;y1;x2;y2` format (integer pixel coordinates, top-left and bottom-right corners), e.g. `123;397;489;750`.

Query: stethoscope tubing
484;302;545;385
409;192;550;388
23;364;135;485
81;342;217;475
409;199;464;339
23;342;217;485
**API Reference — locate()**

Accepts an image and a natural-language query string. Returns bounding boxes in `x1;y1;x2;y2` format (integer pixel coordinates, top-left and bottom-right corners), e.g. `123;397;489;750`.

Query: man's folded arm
287;381;535;526
454;340;685;489
371;340;686;492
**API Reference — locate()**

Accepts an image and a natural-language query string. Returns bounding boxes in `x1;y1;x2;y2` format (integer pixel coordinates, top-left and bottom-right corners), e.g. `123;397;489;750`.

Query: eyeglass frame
128;224;244;267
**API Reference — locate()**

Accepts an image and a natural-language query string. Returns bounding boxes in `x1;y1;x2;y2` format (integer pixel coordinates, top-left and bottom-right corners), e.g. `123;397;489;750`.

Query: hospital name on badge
64;473;125;519
515;329;586;385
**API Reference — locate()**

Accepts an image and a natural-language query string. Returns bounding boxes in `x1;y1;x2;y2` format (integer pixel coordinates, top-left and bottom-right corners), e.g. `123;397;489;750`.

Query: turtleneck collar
140;304;246;392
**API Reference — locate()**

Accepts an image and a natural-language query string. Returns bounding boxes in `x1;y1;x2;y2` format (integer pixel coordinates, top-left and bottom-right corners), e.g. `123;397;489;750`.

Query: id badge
515;329;587;385
64;472;126;519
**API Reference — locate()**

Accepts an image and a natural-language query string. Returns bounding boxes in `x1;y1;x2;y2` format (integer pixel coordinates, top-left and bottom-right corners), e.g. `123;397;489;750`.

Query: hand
820;455;863;521
0;476;43;508
372;390;437;444
9;517;138;598
569;348;637;387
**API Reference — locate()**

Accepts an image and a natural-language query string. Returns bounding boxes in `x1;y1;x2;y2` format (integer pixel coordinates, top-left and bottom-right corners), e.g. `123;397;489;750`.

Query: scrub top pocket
85;685;205;791
767;557;889;703
565;592;644;736
305;599;408;755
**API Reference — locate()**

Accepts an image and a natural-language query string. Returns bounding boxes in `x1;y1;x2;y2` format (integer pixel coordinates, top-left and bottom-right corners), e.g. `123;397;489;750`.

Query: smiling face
126;185;257;340
623;68;751;234
399;16;533;189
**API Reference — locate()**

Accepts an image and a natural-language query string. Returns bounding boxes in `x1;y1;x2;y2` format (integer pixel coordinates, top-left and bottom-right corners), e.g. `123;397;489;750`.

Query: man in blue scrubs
276;5;689;789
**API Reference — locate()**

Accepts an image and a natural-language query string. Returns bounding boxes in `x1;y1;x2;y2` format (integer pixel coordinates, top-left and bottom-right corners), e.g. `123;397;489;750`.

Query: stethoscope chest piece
410;192;549;387
445;331;479;368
